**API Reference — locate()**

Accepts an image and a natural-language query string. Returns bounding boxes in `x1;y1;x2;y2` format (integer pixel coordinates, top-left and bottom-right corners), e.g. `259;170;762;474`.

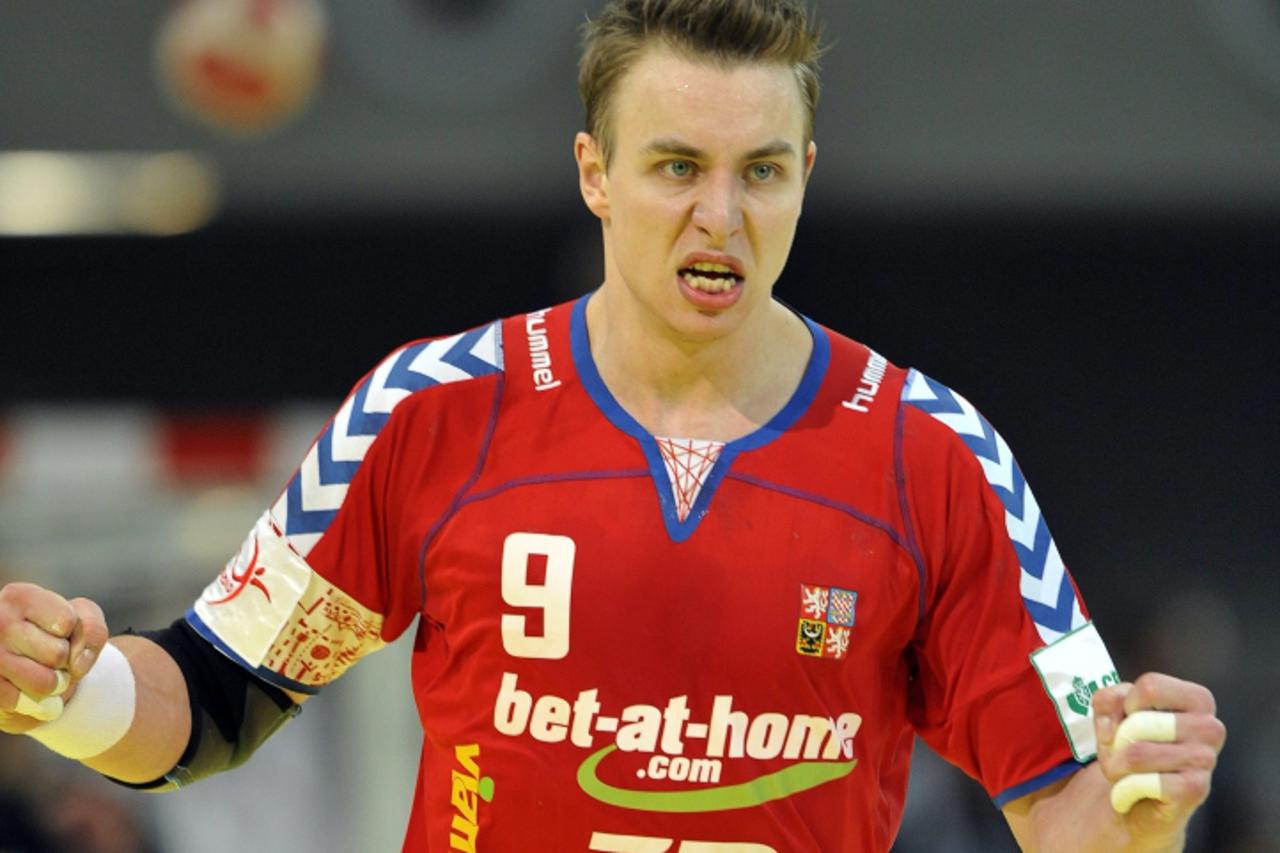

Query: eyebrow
744;140;798;161
641;137;797;161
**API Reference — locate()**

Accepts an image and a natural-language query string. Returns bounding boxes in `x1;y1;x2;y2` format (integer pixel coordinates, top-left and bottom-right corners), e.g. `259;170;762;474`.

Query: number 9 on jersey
500;532;576;659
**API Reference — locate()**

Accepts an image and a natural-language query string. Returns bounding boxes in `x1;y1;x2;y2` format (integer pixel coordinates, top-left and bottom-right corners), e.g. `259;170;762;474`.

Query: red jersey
189;296;1118;852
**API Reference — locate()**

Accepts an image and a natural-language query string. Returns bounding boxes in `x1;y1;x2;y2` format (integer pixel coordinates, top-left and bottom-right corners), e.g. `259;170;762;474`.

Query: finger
0;649;67;698
14;690;63;722
1124;672;1216;716
0;667;64;723
1107;711;1226;778
0;683;51;734
1114;710;1177;751
53;669;71;696
1111;772;1164;814
1114;769;1213;819
0;620;72;670
1;583;78;638
66;598;107;679
1115;710;1226;753
1092;682;1133;748
1109;739;1220;778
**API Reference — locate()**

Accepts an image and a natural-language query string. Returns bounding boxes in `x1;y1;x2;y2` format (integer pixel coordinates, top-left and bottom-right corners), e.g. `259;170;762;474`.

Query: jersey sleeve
898;369;1121;805
185;322;504;694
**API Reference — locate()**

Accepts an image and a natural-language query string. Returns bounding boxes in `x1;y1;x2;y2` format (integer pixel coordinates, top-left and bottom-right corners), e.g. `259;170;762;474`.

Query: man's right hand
0;582;109;734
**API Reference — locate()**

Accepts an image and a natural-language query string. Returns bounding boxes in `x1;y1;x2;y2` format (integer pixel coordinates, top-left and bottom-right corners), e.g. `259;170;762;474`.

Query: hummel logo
526;308;560;392
842;351;887;413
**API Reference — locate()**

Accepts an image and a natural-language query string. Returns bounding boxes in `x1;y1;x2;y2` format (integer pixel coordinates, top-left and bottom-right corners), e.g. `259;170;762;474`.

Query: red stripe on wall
159;413;268;482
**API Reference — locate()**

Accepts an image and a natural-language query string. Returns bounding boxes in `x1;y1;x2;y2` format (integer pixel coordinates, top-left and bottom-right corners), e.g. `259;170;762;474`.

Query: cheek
610;206;664;275
749;201;803;267
617;194;687;244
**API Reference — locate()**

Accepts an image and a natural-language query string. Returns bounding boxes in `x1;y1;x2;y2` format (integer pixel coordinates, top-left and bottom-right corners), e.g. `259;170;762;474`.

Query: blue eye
663;160;693;178
749;163;777;182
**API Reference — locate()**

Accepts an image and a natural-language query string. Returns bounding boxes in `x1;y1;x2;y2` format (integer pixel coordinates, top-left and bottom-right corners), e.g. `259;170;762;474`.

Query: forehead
610;45;807;155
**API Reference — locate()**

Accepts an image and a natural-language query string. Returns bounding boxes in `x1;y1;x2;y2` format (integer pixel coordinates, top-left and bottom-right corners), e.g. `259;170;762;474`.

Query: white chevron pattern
270;323;503;558
903;369;1085;644
330;394;376;464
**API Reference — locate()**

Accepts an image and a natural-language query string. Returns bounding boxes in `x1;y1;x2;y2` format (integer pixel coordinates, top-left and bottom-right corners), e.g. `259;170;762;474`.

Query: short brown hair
579;0;826;164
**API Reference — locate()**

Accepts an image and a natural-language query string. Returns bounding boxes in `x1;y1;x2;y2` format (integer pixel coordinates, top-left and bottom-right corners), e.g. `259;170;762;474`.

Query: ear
575;131;610;222
802;140;817;188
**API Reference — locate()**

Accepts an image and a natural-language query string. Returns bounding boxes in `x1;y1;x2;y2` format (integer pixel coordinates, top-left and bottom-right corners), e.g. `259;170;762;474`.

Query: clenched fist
0;582;109;734
1092;673;1226;843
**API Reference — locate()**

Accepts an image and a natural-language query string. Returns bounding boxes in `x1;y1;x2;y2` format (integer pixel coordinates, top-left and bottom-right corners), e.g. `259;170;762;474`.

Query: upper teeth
689;262;734;274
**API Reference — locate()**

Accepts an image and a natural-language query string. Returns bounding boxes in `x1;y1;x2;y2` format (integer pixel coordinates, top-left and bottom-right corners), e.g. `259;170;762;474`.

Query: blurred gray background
1;1;1277;851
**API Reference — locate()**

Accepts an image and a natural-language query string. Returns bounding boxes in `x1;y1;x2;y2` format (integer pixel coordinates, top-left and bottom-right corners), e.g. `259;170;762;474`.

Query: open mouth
679;261;743;294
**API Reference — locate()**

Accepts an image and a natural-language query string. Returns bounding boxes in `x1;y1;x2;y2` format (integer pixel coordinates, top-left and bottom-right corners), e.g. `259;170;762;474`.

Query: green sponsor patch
1030;621;1120;761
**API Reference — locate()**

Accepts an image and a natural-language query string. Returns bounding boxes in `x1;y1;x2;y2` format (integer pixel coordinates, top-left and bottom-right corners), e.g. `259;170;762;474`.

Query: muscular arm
1001;674;1224;853
1003;764;1184;853
1;585;188;782
2;584;307;788
79;635;191;785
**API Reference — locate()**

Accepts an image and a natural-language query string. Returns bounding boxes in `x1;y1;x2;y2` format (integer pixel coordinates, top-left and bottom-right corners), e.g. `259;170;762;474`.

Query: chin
663;305;746;343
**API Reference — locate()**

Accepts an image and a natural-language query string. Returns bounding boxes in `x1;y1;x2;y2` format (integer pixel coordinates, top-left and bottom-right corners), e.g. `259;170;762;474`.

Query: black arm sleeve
113;618;301;791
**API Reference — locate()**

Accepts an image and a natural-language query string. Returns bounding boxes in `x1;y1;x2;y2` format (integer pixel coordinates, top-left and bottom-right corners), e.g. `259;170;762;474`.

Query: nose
691;170;744;243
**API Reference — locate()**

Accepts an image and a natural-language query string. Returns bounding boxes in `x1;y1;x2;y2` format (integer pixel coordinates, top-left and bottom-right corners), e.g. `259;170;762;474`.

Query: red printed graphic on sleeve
192;510;386;690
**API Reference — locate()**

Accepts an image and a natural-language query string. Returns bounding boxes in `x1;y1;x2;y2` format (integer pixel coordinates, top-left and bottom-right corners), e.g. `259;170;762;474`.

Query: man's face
577;46;816;343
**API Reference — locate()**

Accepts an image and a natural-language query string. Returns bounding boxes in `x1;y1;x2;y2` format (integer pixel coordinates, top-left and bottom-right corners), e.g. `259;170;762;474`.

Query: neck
583;286;813;442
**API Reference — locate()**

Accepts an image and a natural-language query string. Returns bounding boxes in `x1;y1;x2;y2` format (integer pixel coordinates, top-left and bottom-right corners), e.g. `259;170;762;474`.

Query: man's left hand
1092;673;1226;844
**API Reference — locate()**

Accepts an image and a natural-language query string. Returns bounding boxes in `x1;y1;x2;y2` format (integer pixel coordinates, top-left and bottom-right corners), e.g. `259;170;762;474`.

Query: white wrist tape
25;643;137;760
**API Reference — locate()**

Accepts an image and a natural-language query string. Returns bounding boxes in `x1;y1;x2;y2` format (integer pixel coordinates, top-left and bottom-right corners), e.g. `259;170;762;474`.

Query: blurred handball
155;0;328;136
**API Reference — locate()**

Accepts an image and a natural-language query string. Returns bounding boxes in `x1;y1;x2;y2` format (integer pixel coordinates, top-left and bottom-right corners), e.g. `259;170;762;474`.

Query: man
0;1;1224;850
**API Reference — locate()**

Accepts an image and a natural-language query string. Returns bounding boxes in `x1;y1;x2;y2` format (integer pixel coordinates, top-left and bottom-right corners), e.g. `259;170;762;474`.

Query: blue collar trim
569;293;830;541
